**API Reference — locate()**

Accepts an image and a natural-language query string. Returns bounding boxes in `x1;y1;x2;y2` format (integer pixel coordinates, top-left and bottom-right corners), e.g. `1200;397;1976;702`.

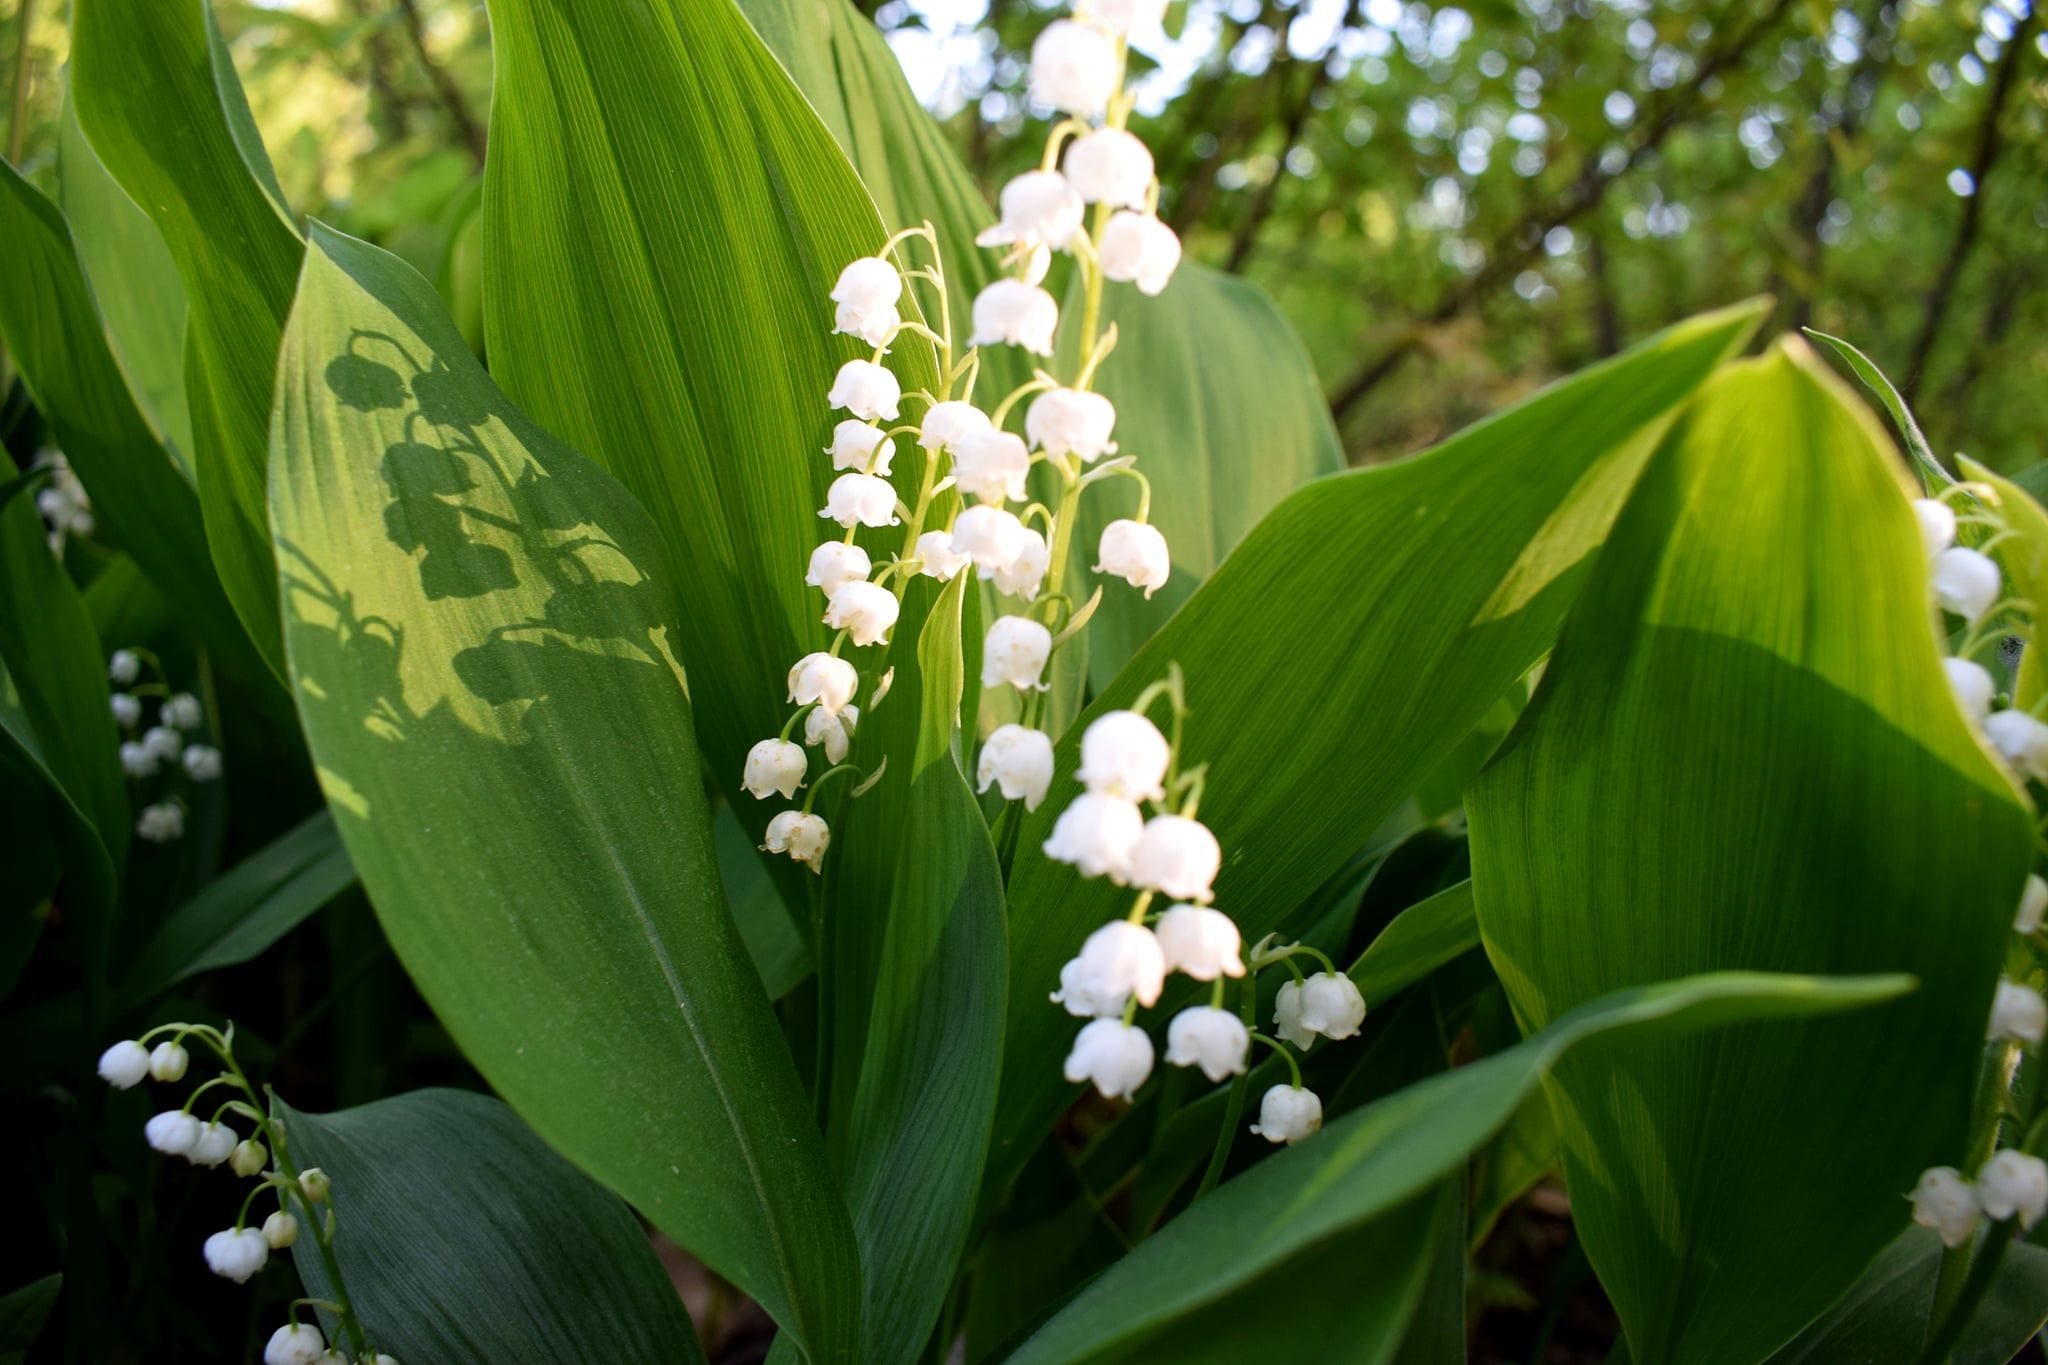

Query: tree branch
394;0;486;168
1224;5;1356;275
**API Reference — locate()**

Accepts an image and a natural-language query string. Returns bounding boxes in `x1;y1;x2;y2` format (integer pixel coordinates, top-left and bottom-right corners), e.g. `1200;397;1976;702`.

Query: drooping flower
1095;520;1170;597
1029;19;1120;118
788;652;860;714
163;693;204;729
1979;1149;2048;1228
919;400;994;453
1989;977;2046;1044
1129;814;1221;901
231;1139;269;1178
2018;874;2046;935
827;359;902;421
762;810;831;872
1077;710;1170;802
983;616;1053;691
1912;498;1956;557
1050;956;1127;1017
915;530;972;581
819;472;901;528
264;1323;327;1365
1910;1166;1979;1247
120;742;158;778
1932;547;2000;621
831;257;903;346
1025;388;1117;462
1249;1084;1323;1145
976;170;1086;252
1275;972;1367;1047
1098;211;1182;295
1164;1005;1250;1082
145;1111;202;1157
98;1040;150;1089
969;279;1059;356
1942;657;1994;721
804;703;858;764
204;1227;270;1283
1043;793;1147;881
108;649;140;685
1982;708;2048;781
806;541;873;597
991;527;1051;599
150;1041;190;1083
138;802;186;843
824;580;900;647
978;724;1055;809
952;505;1029;576
143;725;184;762
743;739;808;800
825;419;896;475
1063;1018;1155;1099
110;692;141;728
190;1121;238;1168
1154;904;1245;980
1068;919;1167;1008
953;430;1032;505
182;746;223;782
1064;128;1154;209
263;1211;300;1250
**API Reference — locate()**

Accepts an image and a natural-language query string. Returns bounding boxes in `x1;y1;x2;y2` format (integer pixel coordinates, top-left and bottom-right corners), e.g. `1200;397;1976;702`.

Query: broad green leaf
1003;971;1912;1364
1353;879;1480;1004
118;811;353;1002
0;1274;62;1363
1468;341;2034;1365
269;225;859;1358
1059;263;1345;686
990;300;1767;1191
713;802;812;1001
0;158;253;675
71;0;304;672
1391;1176;1467;1365
277;1089;703;1364
480;0;940;821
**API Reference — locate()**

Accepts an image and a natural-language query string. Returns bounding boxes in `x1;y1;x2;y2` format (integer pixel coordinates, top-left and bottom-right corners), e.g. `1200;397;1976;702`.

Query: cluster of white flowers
745;0;1183;874
107;646;220;843
98;1024;391;1364
33;452;94;553
1911;1150;2048;1247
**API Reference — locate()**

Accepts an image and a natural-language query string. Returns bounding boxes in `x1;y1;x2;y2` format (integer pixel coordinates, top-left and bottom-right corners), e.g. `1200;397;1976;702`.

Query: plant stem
1915;1218;2019;1365
1928;1040;2018;1336
1193;976;1260;1200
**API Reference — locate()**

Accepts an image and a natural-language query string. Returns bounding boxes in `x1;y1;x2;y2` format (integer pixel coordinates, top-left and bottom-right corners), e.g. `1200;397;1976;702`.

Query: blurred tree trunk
1167;0;1288;234
395;0;486;167
1224;1;1360;275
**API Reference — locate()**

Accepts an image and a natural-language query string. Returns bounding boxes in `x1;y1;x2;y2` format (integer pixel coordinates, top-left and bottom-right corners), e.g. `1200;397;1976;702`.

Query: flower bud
991;528;1050;599
762;810;830;872
1025;388;1116;463
1043;793;1146;881
982;616;1053;691
190;1121;238;1168
969;280;1059;356
824;419;896;476
1029;19;1119;118
1097;211;1182;295
824;580;901;647
265;1323;327;1365
977;724;1055;810
805;541;872;598
110;692;141;728
231;1139;270;1178
1078;710;1170;802
1095;520;1170;598
2018;873;2046;935
1979;1149;2048;1229
826;359;902;422
1932;547;2000;621
182;745;223;782
1165;1005;1249;1082
163;693;203;729
1064;128;1154;209
298;1168;332;1203
952;430;1032;505
819;472;900;528
262;1210;300;1249
1249;1084;1322;1145
149;1040;190;1083
98;1039;151;1089
975;170;1085;252
804;704;858;765
1912;498;1956;557
1129;814;1221;902
1063;1018;1155;1099
146;1110;202;1156
1942;657;1994;721
788;652;859;714
108;649;141;684
919;400;993;453
743;739;808;801
1154;905;1245;980
915;531;972;582
203;1226;270;1283
1989;977;2046;1044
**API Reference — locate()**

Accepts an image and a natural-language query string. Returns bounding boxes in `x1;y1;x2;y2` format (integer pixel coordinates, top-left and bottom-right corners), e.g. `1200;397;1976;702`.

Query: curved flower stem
779;704;816;744
1249;1032;1304;1089
1080;463;1152;522
1193;975;1261;1202
802;762;864;813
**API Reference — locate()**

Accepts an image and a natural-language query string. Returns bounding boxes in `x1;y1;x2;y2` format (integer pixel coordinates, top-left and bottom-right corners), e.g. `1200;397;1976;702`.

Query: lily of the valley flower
264;1324;326;1365
109;649;140;684
805;704;858;764
983;615;1054;691
1097;211;1182;295
163;693;203;729
146;1110;202;1157
1910;1166;1980;1247
1154;904;1245;979
824;580;901;647
1129;814;1221;901
951;504;1029;575
977;170;1086;252
110;692;141;728
1078;710;1170;801
916;530;973;581
952;429;1032;504
827;359;902;421
991;527;1051;599
788;652;860;714
1912;498;1957;557
1096;519;1170;597
1063;1018;1155;1099
1983;708;2048;781
231;1140;269;1178
1082;0;1169;34
1029;19;1120;118
1026;388;1117;462
1249;1084;1323;1145
144;725;183;762
969;279;1059;356
262;1211;300;1249
1989;977;2046;1043
762;810;831;873
831;257;903;347
806;541;872;597
1932;546;2001;621
1044;792;1147;881
150;1040;190;1082
204;1227;269;1283
978;723;1055;809
1164;1005;1249;1082
138;802;187;843
1275;972;1367;1048
1943;657;1994;720
1979;1149;2048;1228
1067;919;1167;1008
819;472;901;528
182;746;223;782
120;742;158;778
920;400;994;453
826;418;896;475
98;1039;150;1089
743;739;807;800
1064;128;1154;209
190;1121;238;1168
2019;874;2046;935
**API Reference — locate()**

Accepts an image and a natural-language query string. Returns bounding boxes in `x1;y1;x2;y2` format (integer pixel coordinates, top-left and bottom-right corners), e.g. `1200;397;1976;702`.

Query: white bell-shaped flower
762;810;831;873
992;528;1050;600
825;419;896;475
1165;1005;1250;1082
1933;547;2000;621
1098;211;1182;295
743;739;807;800
299;1169;332;1203
1983;708;2048;781
953;429;1032;504
203;1227;270;1283
1275;971;1367;1046
109;649;140;684
164;693;203;729
265;1323;327;1365
916;530;972;581
1063;1018;1155;1099
263;1211;300;1250
1989;977;2046;1043
1910;1166;1980;1247
120;742;158;778
969;279;1059;356
144;724;183;761
1154;904;1245;980
1043;792;1147;881
805;703;858;764
1249;1083;1323;1145
1026;388;1117;462
1912;498;1956;557
827;359;902;421
150;1040;190;1082
1064;128;1154;209
145;1110;202;1156
832;256;902;313
983;615;1053;691
976;170;1086;252
1050;956;1127;1017
824;580;900;647
1096;520;1170;598
1081;0;1168;35
832;300;898;348
2018;873;2046;935
183;745;223;781
806;541;872;597
1943;657;1994;721
978;724;1055;809
1078;710;1170;801
952;504;1028;574
1072;919;1167;1007
1979;1149;2048;1228
788;652;859;714
230;1139;268;1178
819;472;900;529
110;692;141;728
98;1039;150;1089
1030;19;1120;118
920;400;993;453
190;1121;238;1168
138;802;186;843
1129;814;1222;901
